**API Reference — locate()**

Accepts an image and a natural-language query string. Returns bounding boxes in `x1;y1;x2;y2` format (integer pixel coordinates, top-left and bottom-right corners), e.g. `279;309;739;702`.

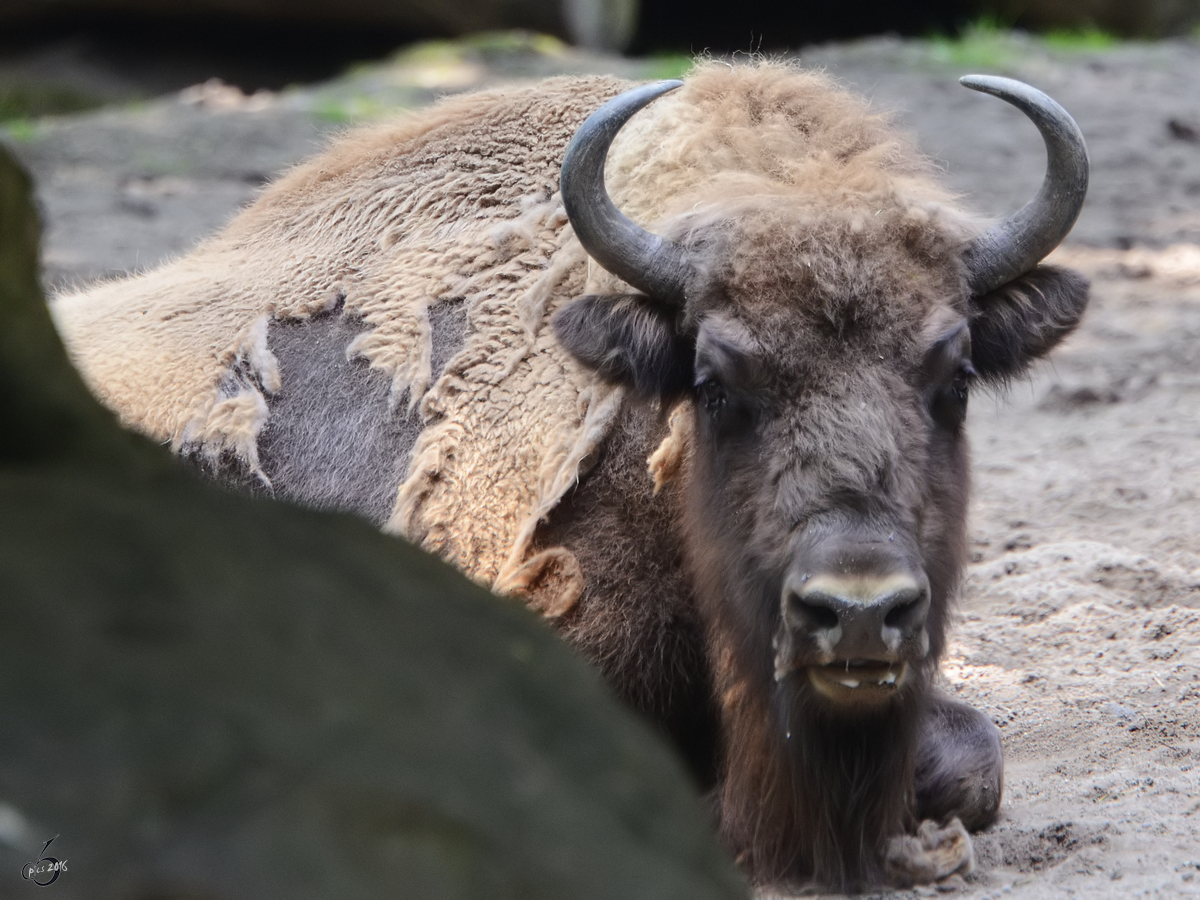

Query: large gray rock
0;148;744;899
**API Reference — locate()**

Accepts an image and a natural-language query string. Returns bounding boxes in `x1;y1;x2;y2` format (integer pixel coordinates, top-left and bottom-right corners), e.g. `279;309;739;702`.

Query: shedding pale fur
647;402;691;494
54;77;639;590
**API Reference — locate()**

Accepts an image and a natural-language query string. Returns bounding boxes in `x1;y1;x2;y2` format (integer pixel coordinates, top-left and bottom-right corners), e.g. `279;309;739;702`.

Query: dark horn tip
958;74;1012;94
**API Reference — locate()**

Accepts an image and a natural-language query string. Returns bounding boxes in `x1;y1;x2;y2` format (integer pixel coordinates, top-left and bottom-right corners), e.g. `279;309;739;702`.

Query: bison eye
950;361;977;403
696;377;727;415
931;362;976;429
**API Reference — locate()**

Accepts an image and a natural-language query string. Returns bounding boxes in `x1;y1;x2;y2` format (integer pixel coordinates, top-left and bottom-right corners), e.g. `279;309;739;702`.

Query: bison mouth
807;661;908;705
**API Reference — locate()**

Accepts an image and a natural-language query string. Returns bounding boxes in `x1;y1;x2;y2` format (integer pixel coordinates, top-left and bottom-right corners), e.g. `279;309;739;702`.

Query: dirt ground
4;30;1199;899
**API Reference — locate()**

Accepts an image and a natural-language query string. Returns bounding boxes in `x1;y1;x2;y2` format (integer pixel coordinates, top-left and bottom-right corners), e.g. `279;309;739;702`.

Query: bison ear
552;293;693;397
968;265;1090;383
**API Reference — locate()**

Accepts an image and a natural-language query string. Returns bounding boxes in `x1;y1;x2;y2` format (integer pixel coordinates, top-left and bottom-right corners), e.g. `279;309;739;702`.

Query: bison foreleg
914;692;1004;830
883;694;1001;887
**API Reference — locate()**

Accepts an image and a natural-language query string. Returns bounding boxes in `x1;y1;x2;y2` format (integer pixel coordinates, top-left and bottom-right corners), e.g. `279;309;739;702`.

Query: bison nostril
790;595;840;633
883;594;925;630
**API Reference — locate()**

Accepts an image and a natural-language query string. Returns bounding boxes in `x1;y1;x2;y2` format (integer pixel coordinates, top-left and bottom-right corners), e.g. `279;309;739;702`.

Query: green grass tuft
312;95;399;124
643;53;694;80
0;85;103;122
1;119;39;142
1041;27;1119;51
924;17;1021;69
922;16;1121;71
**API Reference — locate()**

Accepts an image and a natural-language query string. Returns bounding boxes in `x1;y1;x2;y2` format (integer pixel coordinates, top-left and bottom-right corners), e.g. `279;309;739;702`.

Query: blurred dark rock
0;147;744;899
0;0;636;51
2;0;563;42
987;0;1200;38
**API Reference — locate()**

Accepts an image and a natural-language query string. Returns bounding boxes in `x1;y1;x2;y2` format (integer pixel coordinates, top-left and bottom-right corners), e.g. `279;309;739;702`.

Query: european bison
52;62;1090;889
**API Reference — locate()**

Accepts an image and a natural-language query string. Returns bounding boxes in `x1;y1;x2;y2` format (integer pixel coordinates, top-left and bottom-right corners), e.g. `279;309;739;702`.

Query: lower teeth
833;668;897;689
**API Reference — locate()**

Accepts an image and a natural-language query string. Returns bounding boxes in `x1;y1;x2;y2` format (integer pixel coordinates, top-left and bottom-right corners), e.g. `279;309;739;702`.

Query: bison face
555;75;1089;724
553;206;963;711
553;71;1088;887
556;206;1087;719
678;235;974;717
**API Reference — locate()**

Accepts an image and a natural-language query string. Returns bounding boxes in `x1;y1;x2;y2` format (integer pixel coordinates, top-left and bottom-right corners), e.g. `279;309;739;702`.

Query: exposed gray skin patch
194;299;469;525
427;298;469;381
255;314;414;525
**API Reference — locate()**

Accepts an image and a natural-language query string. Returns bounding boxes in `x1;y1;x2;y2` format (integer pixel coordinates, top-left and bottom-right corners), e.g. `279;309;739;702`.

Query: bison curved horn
960;75;1089;297
560;80;692;303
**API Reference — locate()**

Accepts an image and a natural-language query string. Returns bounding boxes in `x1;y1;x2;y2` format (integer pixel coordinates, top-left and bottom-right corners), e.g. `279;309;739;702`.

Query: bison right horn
959;75;1089;298
560;80;693;304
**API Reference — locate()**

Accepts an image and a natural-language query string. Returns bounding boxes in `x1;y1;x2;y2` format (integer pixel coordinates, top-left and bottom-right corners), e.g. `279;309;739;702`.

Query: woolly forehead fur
676;194;968;373
603;61;978;341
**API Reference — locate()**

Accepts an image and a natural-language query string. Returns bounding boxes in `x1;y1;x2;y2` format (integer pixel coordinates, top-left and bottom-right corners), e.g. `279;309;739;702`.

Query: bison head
553;73;1088;885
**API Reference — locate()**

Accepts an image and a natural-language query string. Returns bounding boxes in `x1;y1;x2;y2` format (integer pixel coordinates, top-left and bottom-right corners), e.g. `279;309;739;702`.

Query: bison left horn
560;80;693;304
959;75;1089;297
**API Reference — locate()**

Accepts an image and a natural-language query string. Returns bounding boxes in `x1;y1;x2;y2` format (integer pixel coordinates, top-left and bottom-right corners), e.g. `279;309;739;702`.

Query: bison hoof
884;817;975;888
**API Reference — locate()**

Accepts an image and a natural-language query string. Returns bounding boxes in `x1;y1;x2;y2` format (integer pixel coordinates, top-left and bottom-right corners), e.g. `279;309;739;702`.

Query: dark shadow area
0;13;421;95
1;3;986;99
630;0;978;53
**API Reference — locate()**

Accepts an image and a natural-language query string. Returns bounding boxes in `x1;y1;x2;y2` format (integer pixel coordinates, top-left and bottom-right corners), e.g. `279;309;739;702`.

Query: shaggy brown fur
528;401;720;782
51;61;1089;891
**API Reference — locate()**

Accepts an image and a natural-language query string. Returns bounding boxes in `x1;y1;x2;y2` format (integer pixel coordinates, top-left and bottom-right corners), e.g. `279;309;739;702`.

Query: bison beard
768;686;921;887
676;412;958;890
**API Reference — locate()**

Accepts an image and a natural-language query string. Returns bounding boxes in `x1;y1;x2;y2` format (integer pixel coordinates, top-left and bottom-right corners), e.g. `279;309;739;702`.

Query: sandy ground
4;31;1199;899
